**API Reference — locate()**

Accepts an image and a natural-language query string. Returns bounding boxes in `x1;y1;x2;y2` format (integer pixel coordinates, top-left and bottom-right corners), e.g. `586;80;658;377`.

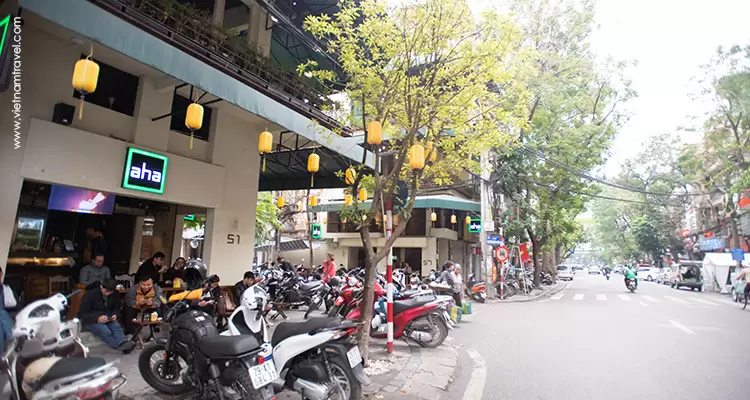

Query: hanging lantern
258;130;273;172
431;212;437;222
410;144;425;170
277;197;285;208
308;153;320;187
310;195;318;207
362;214;367;221
367;121;382;145
465;215;471;225
451;214;457;224
184;103;204;150
323;216;328;224
426;142;437;163
358;188;367;202
297;201;303;211
345;167;357;185
345;194;353;206
72;48;100;120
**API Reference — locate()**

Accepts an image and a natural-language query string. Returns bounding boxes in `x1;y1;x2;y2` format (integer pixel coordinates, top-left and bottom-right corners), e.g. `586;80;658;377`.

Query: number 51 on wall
226;234;241;244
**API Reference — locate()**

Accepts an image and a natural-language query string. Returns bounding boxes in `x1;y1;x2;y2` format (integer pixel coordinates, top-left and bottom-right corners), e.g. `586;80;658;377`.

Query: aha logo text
129;162;163;183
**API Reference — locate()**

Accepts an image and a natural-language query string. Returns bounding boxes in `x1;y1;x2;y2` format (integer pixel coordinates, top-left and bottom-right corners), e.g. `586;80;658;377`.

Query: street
443;273;750;400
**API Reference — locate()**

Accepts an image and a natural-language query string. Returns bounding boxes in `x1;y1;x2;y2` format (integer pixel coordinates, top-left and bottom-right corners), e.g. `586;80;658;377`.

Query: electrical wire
518;177;683;206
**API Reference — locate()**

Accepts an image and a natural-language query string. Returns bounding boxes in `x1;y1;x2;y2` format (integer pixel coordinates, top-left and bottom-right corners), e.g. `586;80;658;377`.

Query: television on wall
48;185;116;215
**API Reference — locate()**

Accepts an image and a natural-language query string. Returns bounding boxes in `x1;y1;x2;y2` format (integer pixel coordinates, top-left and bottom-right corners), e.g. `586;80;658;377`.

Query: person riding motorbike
624;266;638;288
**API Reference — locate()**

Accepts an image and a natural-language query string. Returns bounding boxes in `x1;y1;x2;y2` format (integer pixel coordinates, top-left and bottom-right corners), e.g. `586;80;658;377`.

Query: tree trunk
543;251;554;277
357;255;375;364
554;243;562;267
528;229;541;287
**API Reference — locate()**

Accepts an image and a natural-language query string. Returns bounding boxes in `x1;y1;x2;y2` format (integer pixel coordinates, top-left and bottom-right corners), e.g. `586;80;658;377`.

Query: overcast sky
592;0;750;176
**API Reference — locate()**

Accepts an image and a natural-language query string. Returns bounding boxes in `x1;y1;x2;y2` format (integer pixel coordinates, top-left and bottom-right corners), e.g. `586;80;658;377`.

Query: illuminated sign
468;218;482;233
122;148;168;194
311;223;322;239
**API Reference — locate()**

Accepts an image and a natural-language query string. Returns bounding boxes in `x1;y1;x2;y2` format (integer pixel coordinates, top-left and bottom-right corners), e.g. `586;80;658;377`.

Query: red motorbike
345;284;451;348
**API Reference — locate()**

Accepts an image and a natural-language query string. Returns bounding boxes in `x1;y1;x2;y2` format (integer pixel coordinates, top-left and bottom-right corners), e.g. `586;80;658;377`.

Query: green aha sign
311;223;322;239
468;218;482;233
122;148;168;194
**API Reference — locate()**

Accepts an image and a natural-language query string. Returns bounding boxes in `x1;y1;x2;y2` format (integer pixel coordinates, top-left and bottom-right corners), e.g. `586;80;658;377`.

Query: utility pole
480;150;494;297
730;213;742;271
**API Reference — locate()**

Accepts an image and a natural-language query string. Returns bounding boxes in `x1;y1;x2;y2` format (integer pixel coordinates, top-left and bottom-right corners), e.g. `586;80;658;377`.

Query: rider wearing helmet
624;265;638;289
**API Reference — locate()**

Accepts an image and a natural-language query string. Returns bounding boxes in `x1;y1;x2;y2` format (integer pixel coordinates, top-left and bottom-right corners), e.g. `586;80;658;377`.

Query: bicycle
739;290;748;310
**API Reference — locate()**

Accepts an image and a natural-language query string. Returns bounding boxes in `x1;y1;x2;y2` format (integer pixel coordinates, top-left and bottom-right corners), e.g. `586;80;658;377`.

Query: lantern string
87;44;94;59
190;132;194;150
311;174;315;188
78;96;84;120
262;155;266;172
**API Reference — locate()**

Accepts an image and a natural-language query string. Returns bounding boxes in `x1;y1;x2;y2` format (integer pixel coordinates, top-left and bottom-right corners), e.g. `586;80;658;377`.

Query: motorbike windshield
242;285;267;308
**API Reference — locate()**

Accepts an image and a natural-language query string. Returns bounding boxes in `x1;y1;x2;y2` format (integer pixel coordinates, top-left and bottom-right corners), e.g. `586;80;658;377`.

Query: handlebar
67;289;82;299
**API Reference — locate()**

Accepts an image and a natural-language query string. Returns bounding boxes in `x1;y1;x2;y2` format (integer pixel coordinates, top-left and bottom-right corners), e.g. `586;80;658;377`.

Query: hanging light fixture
362;214;367;221
309;195;318;207
322;216;328;224
345;167;356;185
72;45;100;120
185;102;204;150
410;144;425;170
451;214;457;224
465;215;471;225
358;188;367;202
367;121;382;145
277;197;285;208
258;130;273;171
297;201;303;211
308;153;320;187
431;211;437;222
345;194;353;206
426;142;437;163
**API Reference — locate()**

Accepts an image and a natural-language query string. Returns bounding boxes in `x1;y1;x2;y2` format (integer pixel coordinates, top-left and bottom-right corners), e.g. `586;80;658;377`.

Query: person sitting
79;279;135;353
0;267;17;345
162;257;186;286
124;275;165;334
194;274;221;317
136;252;167;285
79;253;111;289
234;271;256;306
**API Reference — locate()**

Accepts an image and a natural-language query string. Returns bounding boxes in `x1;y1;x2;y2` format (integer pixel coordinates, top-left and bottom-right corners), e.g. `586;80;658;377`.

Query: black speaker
52;103;75;125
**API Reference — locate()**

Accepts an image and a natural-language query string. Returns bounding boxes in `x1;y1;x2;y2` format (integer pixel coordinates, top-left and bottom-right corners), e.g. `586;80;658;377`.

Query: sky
591;0;750;176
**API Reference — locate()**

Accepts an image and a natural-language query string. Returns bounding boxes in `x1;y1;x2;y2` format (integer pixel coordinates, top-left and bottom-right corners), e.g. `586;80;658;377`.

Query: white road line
664;296;690;304
550;292;565;300
642;295;660;302
618;294;632;302
464;348;487;400
692;298;718;306
573;294;584;300
596;294;607;301
639;301;649;307
668;320;696;335
720;299;737;306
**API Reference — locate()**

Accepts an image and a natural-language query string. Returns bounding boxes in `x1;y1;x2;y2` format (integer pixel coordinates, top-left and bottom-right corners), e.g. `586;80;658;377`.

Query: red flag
519;243;530;263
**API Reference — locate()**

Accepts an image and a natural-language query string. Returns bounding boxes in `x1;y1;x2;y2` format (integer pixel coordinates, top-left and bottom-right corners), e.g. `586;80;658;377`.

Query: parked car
655;268;673;285
572;266;585;274
588;265;602;274
731;268;748;302
671;263;703;291
557;265;574;281
637;267;660;282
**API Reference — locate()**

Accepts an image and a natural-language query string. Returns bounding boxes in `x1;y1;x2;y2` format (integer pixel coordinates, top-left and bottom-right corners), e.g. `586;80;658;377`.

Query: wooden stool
131;309;161;348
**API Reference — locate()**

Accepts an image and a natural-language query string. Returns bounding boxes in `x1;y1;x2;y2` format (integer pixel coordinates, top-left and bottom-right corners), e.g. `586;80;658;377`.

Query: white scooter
1;291;126;400
223;284;370;400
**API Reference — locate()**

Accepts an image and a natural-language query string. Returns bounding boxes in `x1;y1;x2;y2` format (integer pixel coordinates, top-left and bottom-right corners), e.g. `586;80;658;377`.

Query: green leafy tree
255;193;281;244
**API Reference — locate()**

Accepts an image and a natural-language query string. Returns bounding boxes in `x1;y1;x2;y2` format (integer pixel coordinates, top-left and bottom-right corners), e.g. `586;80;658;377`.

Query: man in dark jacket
234;271;256;306
79;279;135;353
137;252;167;284
277;256;293;272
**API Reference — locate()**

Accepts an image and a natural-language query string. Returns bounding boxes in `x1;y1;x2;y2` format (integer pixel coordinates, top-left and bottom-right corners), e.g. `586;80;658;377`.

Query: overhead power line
519;177;682;206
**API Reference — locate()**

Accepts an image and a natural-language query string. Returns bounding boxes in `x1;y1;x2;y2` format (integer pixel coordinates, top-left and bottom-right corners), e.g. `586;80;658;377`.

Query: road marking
618;294;632;302
550;292;565;300
642;295;660;302
664;296;690;304
464;348;487;400
692;298;718;306
639;301;648;306
668;320;696;335
596;294;607;301
720;299;737;306
573;294;584;300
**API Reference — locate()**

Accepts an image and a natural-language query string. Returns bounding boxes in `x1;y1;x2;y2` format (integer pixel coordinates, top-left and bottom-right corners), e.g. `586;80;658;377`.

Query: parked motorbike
0;291;127;400
626;278;637;293
275;272;330;319
138;291;275;400
222;284;371;400
327;275;363;318
540;271;554;286
465;273;487;303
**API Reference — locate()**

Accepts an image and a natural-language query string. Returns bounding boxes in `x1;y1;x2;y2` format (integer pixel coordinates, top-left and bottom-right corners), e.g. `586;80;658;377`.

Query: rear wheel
223;366;271;400
413;313;449;348
326;354;362;400
138;343;191;395
732;289;738;302
744;294;748;310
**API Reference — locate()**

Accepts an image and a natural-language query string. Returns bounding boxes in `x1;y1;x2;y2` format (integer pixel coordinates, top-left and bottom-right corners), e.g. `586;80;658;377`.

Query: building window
169;93;212;142
72;56;139;116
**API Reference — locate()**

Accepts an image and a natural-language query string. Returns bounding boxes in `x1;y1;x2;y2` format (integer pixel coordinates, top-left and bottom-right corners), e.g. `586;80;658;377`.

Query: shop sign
468;218;482;233
122;148;168;194
740;213;750;237
311;223;322;239
699;237;725;251
487;235;502;246
731;248;745;262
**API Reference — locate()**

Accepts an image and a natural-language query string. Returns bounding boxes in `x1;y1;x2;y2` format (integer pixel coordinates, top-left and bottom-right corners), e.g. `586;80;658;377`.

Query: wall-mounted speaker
52;103;75;125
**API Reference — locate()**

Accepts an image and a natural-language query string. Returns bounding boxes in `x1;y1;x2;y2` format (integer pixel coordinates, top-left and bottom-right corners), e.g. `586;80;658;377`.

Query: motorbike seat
299;281;323;292
398;289;421;298
199;335;260;358
34;357;107;389
271;317;340;346
393;297;433;315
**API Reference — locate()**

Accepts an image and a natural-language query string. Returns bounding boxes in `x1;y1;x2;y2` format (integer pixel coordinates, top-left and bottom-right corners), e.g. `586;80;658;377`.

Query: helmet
328;276;341;287
184;259;208;289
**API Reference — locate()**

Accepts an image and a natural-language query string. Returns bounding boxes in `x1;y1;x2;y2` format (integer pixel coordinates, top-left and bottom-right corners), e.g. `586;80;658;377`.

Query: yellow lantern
310;195;318;207
345;194;353;206
258;130;273;172
72;51;100;120
367;121;382;145
426;142;437;163
308;153;320;187
297;201;303;211
184;103;204;150
410;144;425;170
323;216;328;224
277;197;285;208
465;215;471;225
431;212;437;222
362;214;367;221
345;168;357;185
358;188;367;202
451;214;457;224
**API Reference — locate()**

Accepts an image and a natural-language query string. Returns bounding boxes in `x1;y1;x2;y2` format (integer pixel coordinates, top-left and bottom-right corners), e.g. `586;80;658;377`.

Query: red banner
519;243;530;263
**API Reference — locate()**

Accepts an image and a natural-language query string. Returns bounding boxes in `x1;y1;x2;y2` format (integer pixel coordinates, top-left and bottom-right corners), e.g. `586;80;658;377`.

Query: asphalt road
446;273;750;400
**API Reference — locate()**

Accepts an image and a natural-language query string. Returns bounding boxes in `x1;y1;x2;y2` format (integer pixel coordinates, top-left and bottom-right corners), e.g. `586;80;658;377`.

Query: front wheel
326;354;362;400
304;296;323;319
138;343;191;395
473;293;486;303
414;313;449;348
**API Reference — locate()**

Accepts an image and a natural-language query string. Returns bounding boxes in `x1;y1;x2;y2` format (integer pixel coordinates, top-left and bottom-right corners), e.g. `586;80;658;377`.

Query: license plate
249;360;278;389
347;346;363;368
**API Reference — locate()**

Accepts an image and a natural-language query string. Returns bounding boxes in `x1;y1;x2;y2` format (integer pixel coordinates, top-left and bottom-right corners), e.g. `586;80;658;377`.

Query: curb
379;344;421;393
489;281;568;303
364;338;414;394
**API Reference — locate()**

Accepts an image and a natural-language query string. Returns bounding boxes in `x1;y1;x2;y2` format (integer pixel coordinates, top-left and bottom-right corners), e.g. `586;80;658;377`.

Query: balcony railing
89;0;351;135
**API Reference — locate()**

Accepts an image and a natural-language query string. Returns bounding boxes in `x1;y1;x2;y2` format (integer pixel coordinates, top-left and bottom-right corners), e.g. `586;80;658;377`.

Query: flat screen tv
48;185;116;215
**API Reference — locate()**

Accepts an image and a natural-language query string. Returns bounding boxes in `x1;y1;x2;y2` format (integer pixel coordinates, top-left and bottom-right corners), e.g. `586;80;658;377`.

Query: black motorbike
138;299;275;400
275;273;331;319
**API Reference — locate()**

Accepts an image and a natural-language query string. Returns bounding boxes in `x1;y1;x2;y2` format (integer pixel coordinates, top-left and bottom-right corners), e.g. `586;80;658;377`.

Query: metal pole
480;150;493;296
386;199;394;353
730;214;742;271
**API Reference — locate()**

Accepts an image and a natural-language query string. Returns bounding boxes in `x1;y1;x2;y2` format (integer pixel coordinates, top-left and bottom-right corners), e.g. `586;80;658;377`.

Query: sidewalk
488;280;568;303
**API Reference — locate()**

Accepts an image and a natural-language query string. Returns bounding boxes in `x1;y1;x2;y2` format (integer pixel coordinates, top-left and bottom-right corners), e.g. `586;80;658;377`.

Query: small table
130;307;161;348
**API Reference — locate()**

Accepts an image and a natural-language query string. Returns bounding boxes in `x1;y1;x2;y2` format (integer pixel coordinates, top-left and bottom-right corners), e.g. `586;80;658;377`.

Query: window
73;55;139;116
557;265;569;271
169;93;212;141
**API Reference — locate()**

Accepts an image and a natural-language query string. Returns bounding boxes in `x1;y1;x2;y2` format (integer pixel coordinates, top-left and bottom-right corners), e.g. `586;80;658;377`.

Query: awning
255;238;312;252
309;194;481;213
